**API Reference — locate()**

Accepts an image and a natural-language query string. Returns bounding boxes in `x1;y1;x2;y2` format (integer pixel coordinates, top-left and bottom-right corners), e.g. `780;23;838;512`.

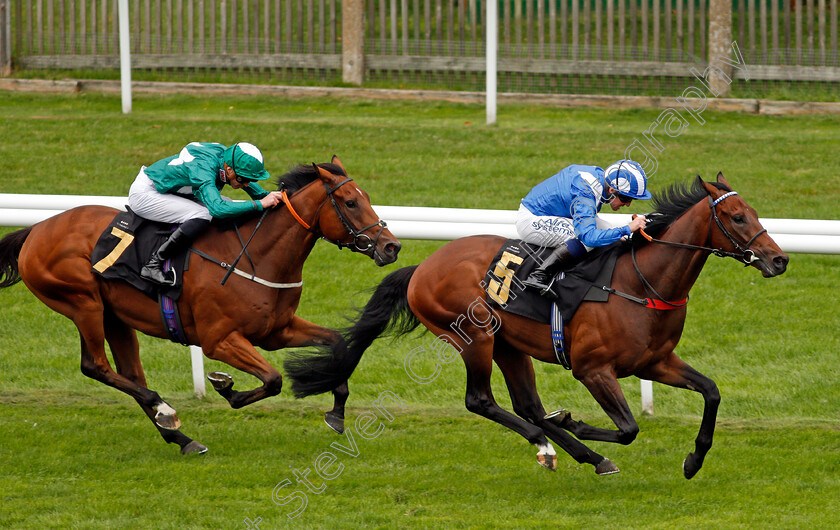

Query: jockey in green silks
128;142;283;286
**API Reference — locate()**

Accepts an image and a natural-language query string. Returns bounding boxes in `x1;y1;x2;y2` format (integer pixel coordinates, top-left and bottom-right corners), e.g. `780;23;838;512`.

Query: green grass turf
0;91;839;528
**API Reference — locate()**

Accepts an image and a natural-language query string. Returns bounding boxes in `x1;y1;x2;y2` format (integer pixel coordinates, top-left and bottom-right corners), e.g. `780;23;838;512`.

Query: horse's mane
213;162;347;231
638;176;731;241
275;162;347;196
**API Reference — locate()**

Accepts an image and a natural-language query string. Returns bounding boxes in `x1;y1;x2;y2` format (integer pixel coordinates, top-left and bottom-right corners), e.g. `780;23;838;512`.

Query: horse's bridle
706;191;767;264
280;176;388;257
625;190;767;309
638;190;766;266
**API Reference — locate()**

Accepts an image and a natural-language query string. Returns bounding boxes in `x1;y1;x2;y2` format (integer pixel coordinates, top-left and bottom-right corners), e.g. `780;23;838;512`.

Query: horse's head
309;156;401;266
701;172;788;277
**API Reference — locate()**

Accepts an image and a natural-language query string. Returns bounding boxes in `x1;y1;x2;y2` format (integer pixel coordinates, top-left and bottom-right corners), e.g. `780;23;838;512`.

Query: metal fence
2;1;839;95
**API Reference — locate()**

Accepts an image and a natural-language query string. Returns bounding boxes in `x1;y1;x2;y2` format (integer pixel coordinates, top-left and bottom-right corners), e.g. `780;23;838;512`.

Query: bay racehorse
0;156;400;454
285;173;788;477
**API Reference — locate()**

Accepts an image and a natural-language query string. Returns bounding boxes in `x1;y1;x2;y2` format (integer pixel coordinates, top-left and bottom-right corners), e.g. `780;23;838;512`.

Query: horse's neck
240;184;324;278
636;200;713;300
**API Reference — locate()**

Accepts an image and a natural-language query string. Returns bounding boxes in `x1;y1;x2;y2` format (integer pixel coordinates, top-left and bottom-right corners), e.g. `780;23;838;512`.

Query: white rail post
640;379;654;415
190;346;206;397
117;0;132;114
486;0;498;125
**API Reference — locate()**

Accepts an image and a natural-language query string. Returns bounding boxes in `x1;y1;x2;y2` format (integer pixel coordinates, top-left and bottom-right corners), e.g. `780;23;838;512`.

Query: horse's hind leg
73;309;183;430
104;313;207;455
19;246;181;432
459;348;558;470
429;326;552;468
493;346;618;475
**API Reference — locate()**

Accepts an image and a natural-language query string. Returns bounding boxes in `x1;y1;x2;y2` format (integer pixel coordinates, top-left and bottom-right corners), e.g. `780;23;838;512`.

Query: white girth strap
223;266;303;289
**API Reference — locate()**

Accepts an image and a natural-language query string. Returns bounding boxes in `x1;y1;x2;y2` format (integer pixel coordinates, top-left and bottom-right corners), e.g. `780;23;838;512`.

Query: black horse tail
285;265;421;398
0;227;32;288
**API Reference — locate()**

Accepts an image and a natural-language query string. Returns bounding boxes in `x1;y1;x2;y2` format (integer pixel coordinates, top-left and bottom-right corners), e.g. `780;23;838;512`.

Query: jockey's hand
260;191;284;210
628;214;647;233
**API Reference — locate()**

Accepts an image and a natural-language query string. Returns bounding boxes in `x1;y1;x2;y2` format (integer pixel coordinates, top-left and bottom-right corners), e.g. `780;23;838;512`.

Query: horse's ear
700;174;723;197
716;171;731;188
315;163;335;183
331;155;346;173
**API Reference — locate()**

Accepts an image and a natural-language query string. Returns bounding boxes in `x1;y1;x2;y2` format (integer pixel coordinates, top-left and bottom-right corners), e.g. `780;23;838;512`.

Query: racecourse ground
0;92;838;528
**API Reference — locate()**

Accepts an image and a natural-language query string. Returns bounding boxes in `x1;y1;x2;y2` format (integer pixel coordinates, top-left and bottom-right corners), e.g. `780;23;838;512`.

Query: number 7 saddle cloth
90;208;189;301
483;239;622;324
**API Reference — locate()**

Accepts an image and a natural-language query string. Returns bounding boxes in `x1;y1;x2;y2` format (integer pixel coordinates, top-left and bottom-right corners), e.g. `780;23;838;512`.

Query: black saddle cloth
90;208;188;300
484;239;622;324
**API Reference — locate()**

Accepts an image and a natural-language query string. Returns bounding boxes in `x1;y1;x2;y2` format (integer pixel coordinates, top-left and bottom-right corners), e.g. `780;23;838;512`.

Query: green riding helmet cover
223;142;270;181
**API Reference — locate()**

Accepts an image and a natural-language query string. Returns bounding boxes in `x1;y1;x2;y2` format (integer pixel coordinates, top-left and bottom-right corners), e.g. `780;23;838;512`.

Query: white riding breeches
128;168;214;224
515;203;616;250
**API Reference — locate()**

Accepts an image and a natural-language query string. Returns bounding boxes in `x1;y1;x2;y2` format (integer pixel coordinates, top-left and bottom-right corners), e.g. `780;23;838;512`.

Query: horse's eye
346;200;357;209
733;215;746;224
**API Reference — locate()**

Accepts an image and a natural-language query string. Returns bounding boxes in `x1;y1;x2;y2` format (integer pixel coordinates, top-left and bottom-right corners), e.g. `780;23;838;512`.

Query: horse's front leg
265;316;350;433
201;330;284;409
640;353;720;479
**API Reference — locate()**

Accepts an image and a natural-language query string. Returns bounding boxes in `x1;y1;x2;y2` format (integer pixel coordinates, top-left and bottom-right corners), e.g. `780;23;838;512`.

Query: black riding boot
522;241;585;294
140;219;209;286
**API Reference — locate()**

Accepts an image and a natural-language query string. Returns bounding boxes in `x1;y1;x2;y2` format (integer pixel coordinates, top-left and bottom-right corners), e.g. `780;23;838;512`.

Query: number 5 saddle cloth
483;239;622;324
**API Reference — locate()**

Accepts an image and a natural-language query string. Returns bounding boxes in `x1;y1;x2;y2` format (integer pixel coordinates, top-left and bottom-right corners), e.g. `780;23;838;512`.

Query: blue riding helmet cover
604;160;651;200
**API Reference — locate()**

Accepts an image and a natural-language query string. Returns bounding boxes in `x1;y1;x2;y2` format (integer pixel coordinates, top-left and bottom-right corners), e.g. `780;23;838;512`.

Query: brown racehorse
0;157;400;455
285;173;788;478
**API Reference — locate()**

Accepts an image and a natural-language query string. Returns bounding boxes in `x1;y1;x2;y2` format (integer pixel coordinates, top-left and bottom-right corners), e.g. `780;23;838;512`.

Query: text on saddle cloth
90;208;189;301
483;239;621;325
91;209;191;344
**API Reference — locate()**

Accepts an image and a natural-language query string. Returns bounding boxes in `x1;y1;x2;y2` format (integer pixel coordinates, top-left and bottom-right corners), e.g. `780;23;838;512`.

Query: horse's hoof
543;409;570;426
154;403;181;430
207;372;233;392
595;458;620;476
537;453;558;471
324;412;345;434
181;440;208;455
683;453;701;479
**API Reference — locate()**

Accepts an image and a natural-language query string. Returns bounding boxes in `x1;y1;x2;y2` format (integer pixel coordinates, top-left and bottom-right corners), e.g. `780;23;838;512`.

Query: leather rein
638;191;767;264
618;190;767;310
193;175;387;289
280;176;388;258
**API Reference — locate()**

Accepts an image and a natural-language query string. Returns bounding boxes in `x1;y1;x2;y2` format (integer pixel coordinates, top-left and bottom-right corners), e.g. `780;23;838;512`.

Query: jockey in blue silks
515;160;652;293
